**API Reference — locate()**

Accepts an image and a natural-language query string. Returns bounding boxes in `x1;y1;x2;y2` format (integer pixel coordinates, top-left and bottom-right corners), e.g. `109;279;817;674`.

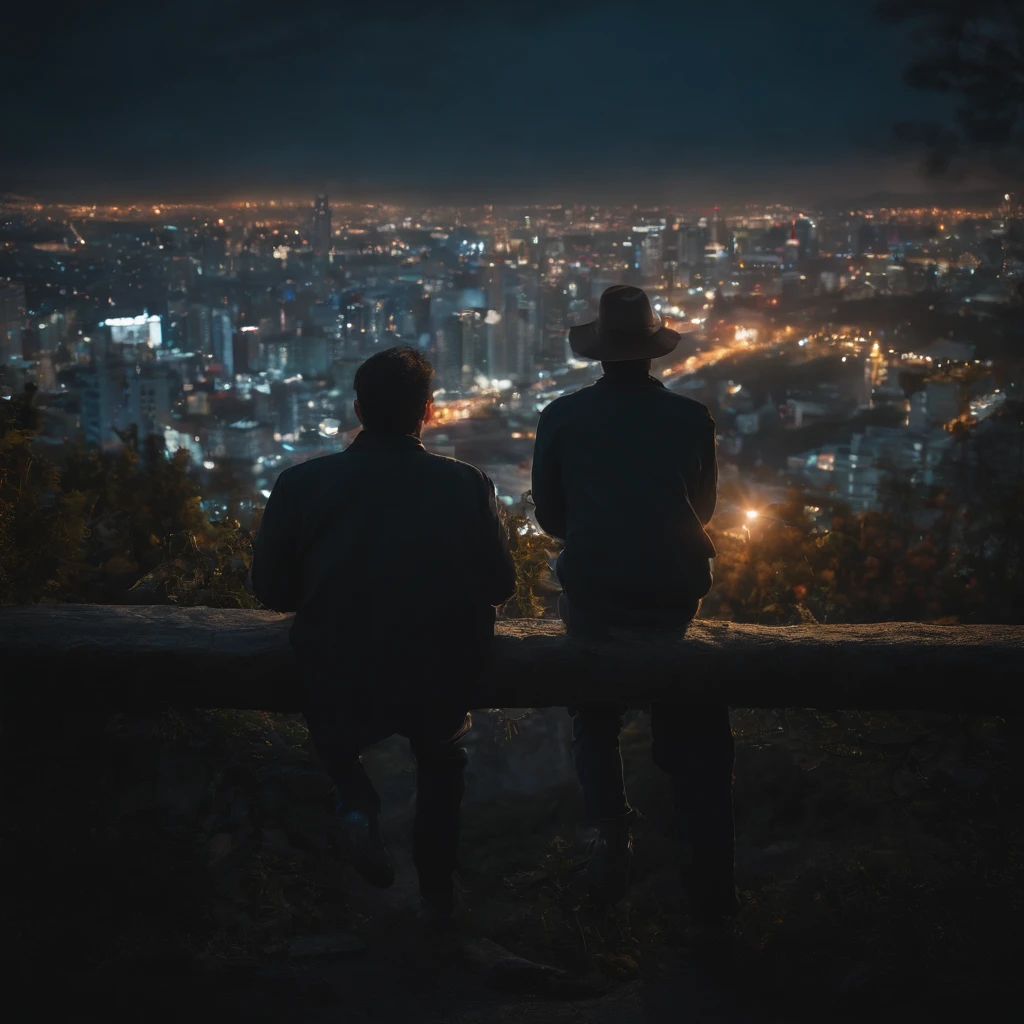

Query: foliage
0;391;260;608
0;385;90;604
702;473;1024;625
499;491;561;619
60;428;209;586
128;520;260;608
876;0;1024;178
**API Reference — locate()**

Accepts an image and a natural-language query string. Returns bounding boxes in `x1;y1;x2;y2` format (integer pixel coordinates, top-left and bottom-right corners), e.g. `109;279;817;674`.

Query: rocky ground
4;703;1021;1022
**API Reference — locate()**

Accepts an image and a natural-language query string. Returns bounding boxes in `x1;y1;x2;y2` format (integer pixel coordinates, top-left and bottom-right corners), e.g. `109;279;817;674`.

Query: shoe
332;806;395;889
585;818;634;906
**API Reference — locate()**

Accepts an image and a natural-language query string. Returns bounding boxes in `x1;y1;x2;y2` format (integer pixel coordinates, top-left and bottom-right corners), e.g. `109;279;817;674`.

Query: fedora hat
568;285;680;362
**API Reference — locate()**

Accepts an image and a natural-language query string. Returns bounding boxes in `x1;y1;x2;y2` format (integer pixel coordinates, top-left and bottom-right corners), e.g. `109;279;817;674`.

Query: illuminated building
101;313;163;349
438;310;486;390
211;309;234;381
639;233;664;283
537;284;569;370
784;227;800;270
794;217;817;257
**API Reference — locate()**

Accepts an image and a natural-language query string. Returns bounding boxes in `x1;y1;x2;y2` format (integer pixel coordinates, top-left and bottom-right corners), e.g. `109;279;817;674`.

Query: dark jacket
251;431;516;700
531;370;717;624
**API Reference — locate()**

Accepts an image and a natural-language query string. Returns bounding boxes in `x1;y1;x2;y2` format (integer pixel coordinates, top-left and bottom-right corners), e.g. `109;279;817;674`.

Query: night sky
2;1;953;203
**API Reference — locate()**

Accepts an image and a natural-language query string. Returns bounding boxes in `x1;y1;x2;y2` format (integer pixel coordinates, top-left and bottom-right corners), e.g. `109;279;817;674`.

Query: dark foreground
4;704;1020;1022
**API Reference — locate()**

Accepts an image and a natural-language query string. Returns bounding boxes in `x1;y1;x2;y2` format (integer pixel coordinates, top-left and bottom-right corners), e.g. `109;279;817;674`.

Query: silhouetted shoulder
536;382;599;425
658;387;715;424
539;379;714;429
421;450;494;491
273;451;346;493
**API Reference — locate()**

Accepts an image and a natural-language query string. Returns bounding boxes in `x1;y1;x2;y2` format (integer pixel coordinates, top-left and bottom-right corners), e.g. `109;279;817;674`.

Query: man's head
353;346;435;435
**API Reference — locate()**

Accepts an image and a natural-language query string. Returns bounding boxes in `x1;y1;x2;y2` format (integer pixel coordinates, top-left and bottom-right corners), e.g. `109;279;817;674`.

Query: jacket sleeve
531;408;567;540
251;471;301;612
479;473;517;607
692;411;719;527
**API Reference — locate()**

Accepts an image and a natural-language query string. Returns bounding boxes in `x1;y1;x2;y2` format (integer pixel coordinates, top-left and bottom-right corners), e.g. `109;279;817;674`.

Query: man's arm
479;473;517;606
692;412;719;527
250;471;301;612
531;408;567;540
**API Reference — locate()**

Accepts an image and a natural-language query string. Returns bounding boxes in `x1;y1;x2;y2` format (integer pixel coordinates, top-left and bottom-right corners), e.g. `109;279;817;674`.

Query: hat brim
568;322;681;362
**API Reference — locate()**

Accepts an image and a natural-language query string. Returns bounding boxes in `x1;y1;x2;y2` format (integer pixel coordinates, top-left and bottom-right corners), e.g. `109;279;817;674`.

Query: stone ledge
2;605;1022;712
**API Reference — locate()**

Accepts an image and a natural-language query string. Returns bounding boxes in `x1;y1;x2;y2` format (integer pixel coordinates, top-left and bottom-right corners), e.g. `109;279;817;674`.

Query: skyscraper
211;309;235;381
125;364;179;440
312;194;332;267
677;224;708;268
81;363;127;448
639;233;664;283
710;206;726;246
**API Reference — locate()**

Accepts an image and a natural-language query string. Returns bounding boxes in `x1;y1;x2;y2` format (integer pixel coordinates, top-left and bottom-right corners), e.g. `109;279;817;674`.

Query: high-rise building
784;225;801;269
639;233;664;283
794;217;817;258
211;309;234;381
677;224;708;268
187;305;213;355
125;365;179;440
1;281;27;362
312;194;332;266
437;310;486;390
81;363;127;448
710;206;726;246
201;224;229;276
537;285;569;370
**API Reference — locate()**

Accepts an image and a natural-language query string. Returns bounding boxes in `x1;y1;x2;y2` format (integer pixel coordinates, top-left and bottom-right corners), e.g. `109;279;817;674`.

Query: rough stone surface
2;604;1022;711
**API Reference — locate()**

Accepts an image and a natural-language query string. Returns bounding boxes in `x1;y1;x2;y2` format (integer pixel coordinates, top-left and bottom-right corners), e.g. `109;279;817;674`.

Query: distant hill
816;188;1004;212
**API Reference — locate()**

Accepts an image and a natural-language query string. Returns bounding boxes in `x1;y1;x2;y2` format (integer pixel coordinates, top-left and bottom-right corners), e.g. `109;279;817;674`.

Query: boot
585;815;634;906
331;805;395;889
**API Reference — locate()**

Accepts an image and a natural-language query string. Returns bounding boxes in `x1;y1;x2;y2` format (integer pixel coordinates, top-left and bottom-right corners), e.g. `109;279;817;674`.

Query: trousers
302;695;471;894
559;593;736;893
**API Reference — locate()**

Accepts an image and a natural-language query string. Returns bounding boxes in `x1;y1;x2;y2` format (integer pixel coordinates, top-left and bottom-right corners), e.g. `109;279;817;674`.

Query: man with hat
531;284;737;926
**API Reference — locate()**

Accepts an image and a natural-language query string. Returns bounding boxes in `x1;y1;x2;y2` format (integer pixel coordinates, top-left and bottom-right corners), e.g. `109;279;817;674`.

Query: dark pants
302;696;471;894
559;594;736;895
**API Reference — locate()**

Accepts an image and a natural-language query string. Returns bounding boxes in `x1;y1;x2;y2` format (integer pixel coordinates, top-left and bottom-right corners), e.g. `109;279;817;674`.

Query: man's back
532;369;717;619
252;431;515;690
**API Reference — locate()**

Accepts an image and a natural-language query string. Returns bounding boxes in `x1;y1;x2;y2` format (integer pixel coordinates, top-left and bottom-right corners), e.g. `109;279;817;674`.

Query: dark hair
354;346;435;434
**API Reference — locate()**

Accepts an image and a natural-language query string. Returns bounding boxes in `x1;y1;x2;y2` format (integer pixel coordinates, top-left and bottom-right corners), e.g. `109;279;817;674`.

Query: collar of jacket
596;372;666;390
348;430;425;451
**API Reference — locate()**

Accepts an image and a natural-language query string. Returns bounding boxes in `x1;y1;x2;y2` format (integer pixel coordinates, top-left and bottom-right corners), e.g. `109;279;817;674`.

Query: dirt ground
6;705;1021;1022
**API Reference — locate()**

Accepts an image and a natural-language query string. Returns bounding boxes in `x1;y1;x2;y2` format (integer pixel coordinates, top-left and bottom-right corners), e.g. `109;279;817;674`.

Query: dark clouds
1;1;949;200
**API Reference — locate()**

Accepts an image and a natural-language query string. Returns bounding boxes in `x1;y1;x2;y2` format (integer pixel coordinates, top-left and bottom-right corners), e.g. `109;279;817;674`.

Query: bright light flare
745;509;759;520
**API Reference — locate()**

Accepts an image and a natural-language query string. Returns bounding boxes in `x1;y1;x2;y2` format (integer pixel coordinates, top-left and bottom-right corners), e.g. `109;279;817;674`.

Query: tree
876;0;1024;178
0;385;90;604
